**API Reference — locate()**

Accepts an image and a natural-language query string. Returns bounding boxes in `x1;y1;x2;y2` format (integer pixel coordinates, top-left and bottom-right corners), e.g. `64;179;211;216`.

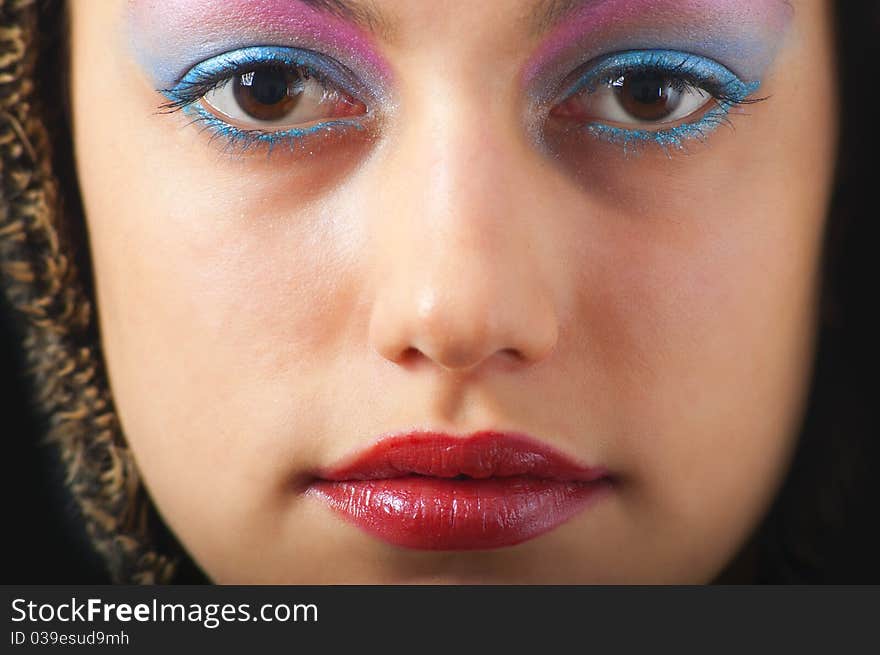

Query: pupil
248;67;289;105
233;66;302;121
630;73;665;105
617;72;682;122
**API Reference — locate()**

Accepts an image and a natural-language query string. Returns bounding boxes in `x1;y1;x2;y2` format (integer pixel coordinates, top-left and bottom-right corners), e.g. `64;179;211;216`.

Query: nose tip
369;283;559;373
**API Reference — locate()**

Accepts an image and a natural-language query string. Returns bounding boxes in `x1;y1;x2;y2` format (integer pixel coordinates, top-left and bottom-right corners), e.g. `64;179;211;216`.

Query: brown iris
232;66;305;121
613;72;684;122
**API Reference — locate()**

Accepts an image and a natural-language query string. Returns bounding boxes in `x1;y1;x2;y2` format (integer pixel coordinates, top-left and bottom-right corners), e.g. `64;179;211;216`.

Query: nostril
400;347;422;363
499;347;523;361
393;346;526;371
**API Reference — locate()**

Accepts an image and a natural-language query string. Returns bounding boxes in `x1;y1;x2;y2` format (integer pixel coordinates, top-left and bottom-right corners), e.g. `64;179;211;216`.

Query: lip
306;430;613;550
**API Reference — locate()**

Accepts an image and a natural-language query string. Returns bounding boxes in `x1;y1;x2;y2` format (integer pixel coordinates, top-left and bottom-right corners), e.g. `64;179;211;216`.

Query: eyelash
157;48;766;158
157;46;368;155
554;50;767;155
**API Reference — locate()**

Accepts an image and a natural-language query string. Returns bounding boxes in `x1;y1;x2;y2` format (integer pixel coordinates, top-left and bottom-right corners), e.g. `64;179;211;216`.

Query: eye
545;50;763;151
201;63;366;129
551;71;712;126
158;46;373;154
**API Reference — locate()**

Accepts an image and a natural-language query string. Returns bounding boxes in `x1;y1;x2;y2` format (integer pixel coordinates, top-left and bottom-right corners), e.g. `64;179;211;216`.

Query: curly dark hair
1;0;877;583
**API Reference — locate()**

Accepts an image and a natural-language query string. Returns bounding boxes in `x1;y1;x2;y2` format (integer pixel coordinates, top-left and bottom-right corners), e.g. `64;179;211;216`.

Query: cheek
591;189;821;494
71;18;374;538
543;169;826;582
565;42;835;567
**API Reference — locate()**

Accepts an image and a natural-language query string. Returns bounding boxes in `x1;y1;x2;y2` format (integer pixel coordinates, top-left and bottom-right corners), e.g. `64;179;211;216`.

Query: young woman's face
69;0;837;583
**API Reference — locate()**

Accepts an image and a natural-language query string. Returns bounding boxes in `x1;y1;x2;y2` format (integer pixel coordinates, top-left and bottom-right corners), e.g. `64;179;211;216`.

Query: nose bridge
366;81;559;372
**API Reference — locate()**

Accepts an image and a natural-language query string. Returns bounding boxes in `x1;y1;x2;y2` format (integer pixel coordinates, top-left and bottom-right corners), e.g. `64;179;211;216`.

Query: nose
369;252;560;372
366;92;560;374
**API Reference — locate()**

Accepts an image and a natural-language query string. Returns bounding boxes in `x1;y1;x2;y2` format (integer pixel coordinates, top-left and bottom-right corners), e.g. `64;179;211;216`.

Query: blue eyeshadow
552;49;762;154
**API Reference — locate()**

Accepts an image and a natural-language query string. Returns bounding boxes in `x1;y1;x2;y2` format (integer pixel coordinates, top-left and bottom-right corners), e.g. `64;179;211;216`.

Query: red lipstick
306;431;613;550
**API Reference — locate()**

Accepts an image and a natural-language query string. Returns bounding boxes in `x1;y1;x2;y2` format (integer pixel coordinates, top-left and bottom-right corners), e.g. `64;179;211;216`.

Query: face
69;0;837;583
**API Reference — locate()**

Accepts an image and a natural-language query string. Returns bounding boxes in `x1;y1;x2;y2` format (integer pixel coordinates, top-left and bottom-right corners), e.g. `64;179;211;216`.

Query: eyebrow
528;0;592;35
297;0;389;36
527;0;795;36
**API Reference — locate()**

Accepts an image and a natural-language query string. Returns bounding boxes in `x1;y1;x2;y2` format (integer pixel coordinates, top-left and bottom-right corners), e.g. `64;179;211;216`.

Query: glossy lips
306;431;613;550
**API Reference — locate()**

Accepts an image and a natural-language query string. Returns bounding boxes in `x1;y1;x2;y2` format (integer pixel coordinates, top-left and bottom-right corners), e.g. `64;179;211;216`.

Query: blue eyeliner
174;110;363;155
159;44;762;157
556;49;762;153
159;45;368;154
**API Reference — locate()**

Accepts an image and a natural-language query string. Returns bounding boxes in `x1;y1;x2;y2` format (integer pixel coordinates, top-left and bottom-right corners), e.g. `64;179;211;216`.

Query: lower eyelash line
159;46;767;159
555;49;769;156
168;100;366;157
154;45;371;157
582;81;765;158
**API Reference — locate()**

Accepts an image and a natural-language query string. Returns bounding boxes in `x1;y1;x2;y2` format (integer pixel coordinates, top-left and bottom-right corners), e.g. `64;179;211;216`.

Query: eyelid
156;45;373;157
161;45;371;106
543;49;764;155
555;50;754;105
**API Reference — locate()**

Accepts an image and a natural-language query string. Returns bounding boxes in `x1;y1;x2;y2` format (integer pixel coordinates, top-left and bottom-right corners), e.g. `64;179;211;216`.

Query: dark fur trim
0;0;177;584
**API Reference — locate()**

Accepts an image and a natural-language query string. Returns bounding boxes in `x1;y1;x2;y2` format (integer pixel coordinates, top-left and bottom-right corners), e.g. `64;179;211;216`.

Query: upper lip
314;429;609;482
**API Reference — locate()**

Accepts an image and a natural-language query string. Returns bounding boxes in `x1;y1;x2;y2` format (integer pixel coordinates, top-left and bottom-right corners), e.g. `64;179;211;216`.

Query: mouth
305;430;614;550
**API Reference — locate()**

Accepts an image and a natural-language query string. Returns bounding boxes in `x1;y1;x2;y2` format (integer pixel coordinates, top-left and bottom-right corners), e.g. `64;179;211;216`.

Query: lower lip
307;476;612;550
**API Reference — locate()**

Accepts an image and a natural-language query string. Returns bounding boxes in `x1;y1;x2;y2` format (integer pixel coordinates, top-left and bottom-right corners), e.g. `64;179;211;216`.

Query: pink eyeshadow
523;0;795;86
128;0;392;87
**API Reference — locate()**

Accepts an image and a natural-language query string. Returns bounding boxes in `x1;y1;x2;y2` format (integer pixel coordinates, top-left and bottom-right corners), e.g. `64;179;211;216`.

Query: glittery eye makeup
129;0;795;159
525;0;794;88
126;0;392;154
158;46;370;154
549;49;763;153
126;0;393;90
526;0;794;154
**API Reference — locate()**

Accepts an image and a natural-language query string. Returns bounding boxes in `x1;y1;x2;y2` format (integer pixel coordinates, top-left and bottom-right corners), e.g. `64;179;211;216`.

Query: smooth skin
69;0;837;582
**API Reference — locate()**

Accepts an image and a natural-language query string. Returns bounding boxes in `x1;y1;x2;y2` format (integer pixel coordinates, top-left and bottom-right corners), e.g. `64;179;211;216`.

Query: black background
1;307;111;584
